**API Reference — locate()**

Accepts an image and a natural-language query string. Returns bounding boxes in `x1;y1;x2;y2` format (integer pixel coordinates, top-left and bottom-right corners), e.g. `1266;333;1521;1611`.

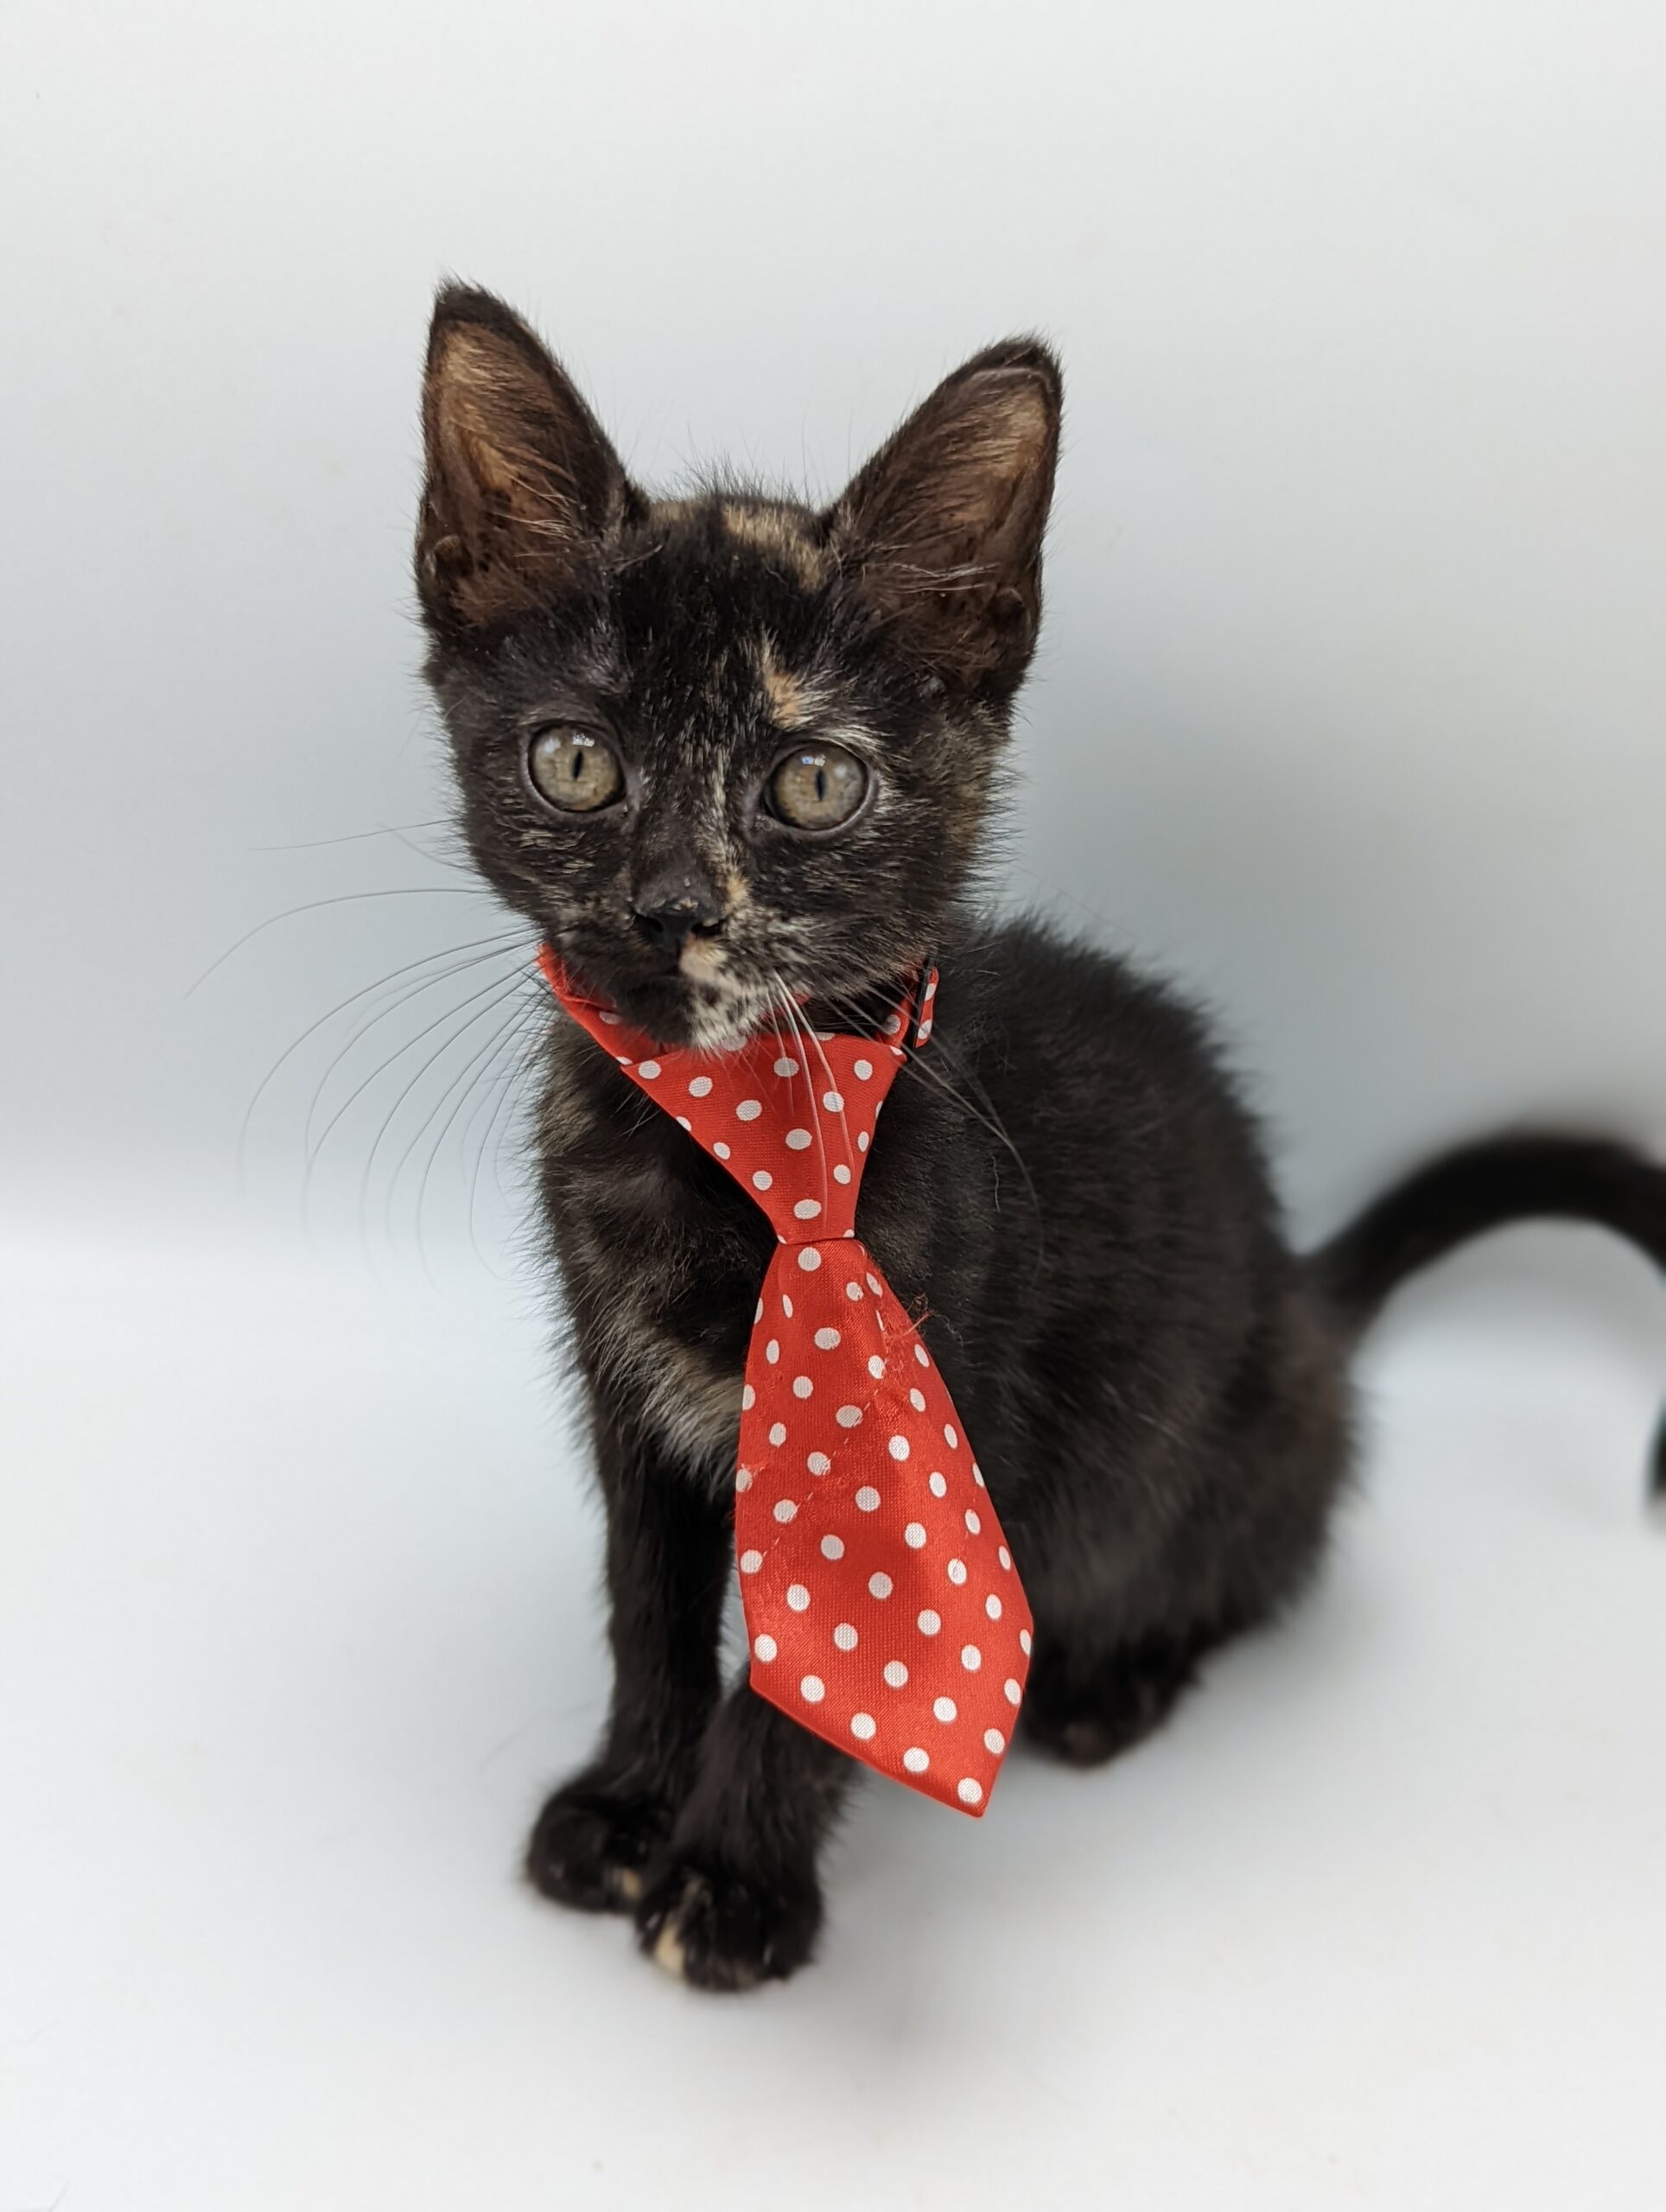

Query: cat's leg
526;1417;732;1916
632;1682;855;1990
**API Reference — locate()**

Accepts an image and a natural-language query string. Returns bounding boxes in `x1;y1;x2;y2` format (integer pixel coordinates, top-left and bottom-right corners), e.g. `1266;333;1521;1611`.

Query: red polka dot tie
538;949;1033;1814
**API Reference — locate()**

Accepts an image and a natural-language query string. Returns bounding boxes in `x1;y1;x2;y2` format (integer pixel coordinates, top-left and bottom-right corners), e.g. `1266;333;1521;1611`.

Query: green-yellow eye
527;727;624;812
768;744;868;831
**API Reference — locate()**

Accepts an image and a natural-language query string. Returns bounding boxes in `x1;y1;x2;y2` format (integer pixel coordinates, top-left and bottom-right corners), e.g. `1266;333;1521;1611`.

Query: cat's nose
631;867;725;953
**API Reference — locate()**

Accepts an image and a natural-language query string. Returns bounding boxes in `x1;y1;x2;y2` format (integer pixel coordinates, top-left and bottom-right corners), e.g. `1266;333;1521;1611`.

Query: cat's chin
599;969;782;1056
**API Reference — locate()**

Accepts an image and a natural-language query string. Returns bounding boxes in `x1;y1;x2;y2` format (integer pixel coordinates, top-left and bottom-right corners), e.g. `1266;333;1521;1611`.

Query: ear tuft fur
417;284;636;636
828;339;1063;696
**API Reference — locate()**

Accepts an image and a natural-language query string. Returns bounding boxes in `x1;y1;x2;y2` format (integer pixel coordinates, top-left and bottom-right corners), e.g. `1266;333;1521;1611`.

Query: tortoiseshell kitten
414;285;1666;1990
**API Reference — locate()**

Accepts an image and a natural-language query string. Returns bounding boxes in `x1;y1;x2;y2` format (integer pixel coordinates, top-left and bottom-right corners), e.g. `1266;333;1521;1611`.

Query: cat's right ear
416;285;639;637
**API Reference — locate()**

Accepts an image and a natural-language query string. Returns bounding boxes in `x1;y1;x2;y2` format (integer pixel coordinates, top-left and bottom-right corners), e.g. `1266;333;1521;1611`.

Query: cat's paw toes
525;1777;673;1915
633;1854;822;1992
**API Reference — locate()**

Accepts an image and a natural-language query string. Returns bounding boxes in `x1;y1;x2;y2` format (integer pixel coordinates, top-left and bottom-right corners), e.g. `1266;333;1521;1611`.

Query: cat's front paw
633;1852;823;1992
525;1772;676;1915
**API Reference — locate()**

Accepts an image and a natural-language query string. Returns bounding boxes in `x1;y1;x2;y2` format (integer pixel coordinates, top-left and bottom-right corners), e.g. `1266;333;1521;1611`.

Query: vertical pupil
814;766;827;803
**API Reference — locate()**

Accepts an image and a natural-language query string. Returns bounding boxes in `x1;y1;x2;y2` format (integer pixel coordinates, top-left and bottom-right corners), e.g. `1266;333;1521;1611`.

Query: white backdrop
5;8;1666;2209
4;0;1664;1242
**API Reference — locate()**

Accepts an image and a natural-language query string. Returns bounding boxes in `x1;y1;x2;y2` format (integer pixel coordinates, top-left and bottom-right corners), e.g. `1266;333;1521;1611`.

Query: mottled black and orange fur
414;284;1666;1991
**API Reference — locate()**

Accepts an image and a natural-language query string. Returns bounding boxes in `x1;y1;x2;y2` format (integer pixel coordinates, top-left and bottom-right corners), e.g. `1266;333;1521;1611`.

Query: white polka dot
780;1294;793;1317
734;1465;753;1491
806;1451;831;1476
773;1056;799;1077
917;1608;941;1635
928;1471;947;1497
786;1582;811;1610
944;1425;957;1448
833;1622;858;1651
866;1274;882;1294
740;1549;763;1573
998;1546;1011;1570
765;1338;780;1363
773;1497;796;1522
798;1249;823;1272
836;1405;863;1428
688;1075;713;1097
932;1696;957;1723
909;1388;926;1412
850;1711;876;1740
741;1384;755;1410
903;1747;929;1774
985;1593;1003;1619
768;1421;787;1448
857;1131;869;1152
753;1632;777;1661
883;1014;902;1035
676;1116;692;1131
1018;1629;1033;1656
883;1661;909;1688
799;1674;824;1703
785;1128;812;1150
964;1509;982;1535
637;1060;661;1080
1004;1678;1021;1704
887;1434;910;1462
598;1011;621;1026
961;1643;982;1671
946;1557;968;1585
792;1376;813;1399
833;1163;852;1185
752;1169;773;1192
867;1355;886;1380
915;1344;930;1369
814;1327;841;1350
868;1571;893;1599
793;1198;822;1220
957;1777;982;1806
823;1090;844;1112
972;1462;986;1488
983;1728;1006;1755
854;1058;873;1080
714;1141;731;1160
735;1098;762;1122
855;1485;881;1511
904;1522;927;1548
844;1280;862;1300
820;1533;843;1560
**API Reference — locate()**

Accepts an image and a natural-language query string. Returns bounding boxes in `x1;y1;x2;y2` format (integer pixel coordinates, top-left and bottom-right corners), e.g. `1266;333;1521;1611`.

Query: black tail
1309;1135;1666;1499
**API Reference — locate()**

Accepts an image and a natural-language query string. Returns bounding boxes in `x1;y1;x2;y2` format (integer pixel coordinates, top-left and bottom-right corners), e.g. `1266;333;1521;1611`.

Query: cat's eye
527;726;624;813
766;744;869;832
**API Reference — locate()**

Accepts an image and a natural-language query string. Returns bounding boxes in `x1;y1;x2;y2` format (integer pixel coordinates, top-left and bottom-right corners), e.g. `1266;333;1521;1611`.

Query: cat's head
416;285;1060;1049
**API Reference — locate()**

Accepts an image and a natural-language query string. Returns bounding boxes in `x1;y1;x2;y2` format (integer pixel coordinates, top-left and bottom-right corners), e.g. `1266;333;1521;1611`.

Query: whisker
187;886;505;999
301;941;533;1161
238;928;530;1184
306;959;531;1180
349;970;533;1255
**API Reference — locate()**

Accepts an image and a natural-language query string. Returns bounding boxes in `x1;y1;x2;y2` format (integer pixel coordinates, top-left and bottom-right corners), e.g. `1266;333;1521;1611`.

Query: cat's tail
1307;1133;1666;1498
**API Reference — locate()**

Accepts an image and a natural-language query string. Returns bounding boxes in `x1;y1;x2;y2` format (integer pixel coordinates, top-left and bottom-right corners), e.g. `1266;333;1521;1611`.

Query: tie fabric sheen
538;948;1033;1815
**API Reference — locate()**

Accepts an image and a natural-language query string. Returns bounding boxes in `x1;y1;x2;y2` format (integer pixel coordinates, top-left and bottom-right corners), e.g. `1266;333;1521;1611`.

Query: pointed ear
827;340;1062;694
416;284;639;636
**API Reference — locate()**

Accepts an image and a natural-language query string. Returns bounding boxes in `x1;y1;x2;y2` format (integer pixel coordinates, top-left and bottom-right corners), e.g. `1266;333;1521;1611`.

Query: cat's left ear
416;284;641;637
826;339;1062;696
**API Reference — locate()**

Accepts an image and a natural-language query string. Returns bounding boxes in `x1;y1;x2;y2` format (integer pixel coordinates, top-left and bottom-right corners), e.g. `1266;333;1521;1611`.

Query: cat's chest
537;1029;948;1478
539;1048;773;1475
